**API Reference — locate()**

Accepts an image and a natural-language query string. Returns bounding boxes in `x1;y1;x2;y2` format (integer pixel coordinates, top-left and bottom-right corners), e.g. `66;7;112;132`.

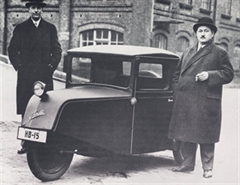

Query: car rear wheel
27;139;73;181
172;140;184;165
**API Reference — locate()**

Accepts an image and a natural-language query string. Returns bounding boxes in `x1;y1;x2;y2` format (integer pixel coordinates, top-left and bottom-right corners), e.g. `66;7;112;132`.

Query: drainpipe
213;0;217;24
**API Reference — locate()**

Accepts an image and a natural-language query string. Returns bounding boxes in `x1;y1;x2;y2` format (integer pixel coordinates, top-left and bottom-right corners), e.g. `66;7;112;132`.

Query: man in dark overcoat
8;0;62;116
8;0;62;153
168;17;234;178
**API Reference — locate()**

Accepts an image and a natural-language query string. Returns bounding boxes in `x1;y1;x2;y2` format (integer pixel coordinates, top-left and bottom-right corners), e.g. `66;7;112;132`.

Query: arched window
177;36;189;52
224;0;232;15
153;34;167;49
80;29;123;47
201;0;211;10
218;42;228;51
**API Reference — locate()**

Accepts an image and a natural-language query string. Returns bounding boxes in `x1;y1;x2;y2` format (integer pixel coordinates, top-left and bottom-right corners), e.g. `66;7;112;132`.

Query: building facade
0;0;239;83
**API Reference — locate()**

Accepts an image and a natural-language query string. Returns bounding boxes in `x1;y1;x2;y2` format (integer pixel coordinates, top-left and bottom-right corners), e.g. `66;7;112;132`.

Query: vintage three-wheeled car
17;45;182;181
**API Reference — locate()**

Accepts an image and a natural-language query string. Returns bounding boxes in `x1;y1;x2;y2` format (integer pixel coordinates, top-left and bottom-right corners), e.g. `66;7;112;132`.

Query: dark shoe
203;170;212;178
172;165;194;172
17;147;27;154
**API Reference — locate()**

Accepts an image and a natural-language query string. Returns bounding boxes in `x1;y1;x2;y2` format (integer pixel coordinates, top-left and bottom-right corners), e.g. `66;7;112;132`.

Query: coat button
195;91;199;95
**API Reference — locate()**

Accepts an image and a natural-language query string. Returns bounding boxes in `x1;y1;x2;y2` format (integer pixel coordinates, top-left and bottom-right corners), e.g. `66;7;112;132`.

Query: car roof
67;45;179;58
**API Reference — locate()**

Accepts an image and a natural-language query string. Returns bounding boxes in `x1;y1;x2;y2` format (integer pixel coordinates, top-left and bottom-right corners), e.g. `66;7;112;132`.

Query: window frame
80;29;124;47
181;0;192;5
136;59;170;91
224;0;232;15
177;36;190;52
201;0;211;10
152;33;168;50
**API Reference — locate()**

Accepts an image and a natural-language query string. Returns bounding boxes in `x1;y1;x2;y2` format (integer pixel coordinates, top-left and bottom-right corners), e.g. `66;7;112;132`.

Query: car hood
22;85;131;129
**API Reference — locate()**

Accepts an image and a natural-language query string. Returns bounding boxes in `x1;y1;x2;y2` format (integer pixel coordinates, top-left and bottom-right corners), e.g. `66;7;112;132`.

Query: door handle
130;97;137;105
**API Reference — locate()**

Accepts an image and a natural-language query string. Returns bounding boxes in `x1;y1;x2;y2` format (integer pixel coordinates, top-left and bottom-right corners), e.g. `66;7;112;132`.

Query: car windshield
70;56;131;88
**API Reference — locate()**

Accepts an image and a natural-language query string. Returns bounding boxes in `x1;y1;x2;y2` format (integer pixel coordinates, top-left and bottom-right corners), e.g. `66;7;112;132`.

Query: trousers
182;142;215;170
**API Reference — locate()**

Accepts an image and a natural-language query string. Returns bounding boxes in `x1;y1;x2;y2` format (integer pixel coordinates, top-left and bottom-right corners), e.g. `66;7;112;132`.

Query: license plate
17;127;47;143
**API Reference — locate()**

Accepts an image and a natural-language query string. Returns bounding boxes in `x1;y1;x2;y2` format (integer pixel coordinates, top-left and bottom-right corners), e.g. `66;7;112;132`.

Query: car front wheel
26;140;73;181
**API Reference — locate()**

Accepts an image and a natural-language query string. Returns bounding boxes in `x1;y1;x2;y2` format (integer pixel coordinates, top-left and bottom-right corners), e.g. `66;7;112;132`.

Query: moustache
200;36;206;39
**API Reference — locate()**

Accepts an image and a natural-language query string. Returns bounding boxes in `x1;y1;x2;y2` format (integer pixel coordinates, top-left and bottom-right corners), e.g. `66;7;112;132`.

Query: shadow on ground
70;153;176;178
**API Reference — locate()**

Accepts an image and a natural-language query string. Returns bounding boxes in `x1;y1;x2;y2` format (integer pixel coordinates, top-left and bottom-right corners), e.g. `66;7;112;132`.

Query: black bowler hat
193;17;217;33
24;0;46;8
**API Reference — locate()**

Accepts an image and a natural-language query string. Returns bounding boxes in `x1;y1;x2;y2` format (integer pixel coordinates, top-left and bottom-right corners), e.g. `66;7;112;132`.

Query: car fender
21;94;65;130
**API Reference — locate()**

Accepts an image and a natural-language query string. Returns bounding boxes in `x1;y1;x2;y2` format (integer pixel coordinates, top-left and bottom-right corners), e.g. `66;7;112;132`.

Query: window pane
103;30;108;39
92;59;130;87
71;57;91;84
201;0;211;10
118;33;123;42
89;30;93;40
177;37;189;52
88;42;94;46
153;34;167;49
80;29;123;46
123;61;131;76
137;63;167;90
139;63;162;78
96;30;101;39
224;0;232;15
111;31;117;41
82;32;87;40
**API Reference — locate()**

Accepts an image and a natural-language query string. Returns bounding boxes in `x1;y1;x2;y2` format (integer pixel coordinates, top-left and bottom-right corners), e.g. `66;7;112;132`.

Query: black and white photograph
0;0;239;184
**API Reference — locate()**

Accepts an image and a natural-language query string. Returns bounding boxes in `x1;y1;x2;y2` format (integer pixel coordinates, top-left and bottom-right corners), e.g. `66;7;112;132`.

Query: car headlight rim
33;81;46;97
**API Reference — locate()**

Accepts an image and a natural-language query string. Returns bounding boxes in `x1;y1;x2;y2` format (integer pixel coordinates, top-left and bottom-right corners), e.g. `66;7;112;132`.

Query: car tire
26;138;73;181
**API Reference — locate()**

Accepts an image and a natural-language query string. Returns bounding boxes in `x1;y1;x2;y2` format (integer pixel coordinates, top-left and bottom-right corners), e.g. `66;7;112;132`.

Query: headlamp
33;81;46;97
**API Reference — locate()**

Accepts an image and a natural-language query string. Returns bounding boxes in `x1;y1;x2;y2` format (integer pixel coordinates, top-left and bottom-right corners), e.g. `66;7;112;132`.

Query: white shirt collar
197;43;206;51
31;18;41;27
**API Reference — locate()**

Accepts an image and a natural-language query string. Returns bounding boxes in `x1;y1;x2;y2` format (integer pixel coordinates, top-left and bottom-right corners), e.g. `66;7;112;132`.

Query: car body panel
22;86;131;131
56;98;133;154
20;45;180;155
132;93;173;154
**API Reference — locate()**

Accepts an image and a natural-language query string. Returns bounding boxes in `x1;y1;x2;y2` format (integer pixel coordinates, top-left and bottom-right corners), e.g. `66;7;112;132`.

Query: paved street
0;62;239;184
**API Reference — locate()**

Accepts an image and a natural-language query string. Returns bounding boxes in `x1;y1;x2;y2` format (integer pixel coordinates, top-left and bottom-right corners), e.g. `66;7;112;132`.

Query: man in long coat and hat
168;17;234;178
8;0;62;153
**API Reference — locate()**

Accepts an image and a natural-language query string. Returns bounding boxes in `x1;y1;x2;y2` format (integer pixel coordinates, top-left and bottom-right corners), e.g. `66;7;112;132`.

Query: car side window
123;61;131;76
92;59;131;88
137;63;167;90
71;57;91;83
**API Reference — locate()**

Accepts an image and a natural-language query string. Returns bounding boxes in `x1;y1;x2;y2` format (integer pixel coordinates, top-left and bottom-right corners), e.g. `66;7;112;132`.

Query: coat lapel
25;18;36;38
181;45;197;70
181;42;214;75
30;19;47;49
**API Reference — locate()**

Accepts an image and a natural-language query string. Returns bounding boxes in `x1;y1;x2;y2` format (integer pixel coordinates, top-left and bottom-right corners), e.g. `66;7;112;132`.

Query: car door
131;58;175;154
